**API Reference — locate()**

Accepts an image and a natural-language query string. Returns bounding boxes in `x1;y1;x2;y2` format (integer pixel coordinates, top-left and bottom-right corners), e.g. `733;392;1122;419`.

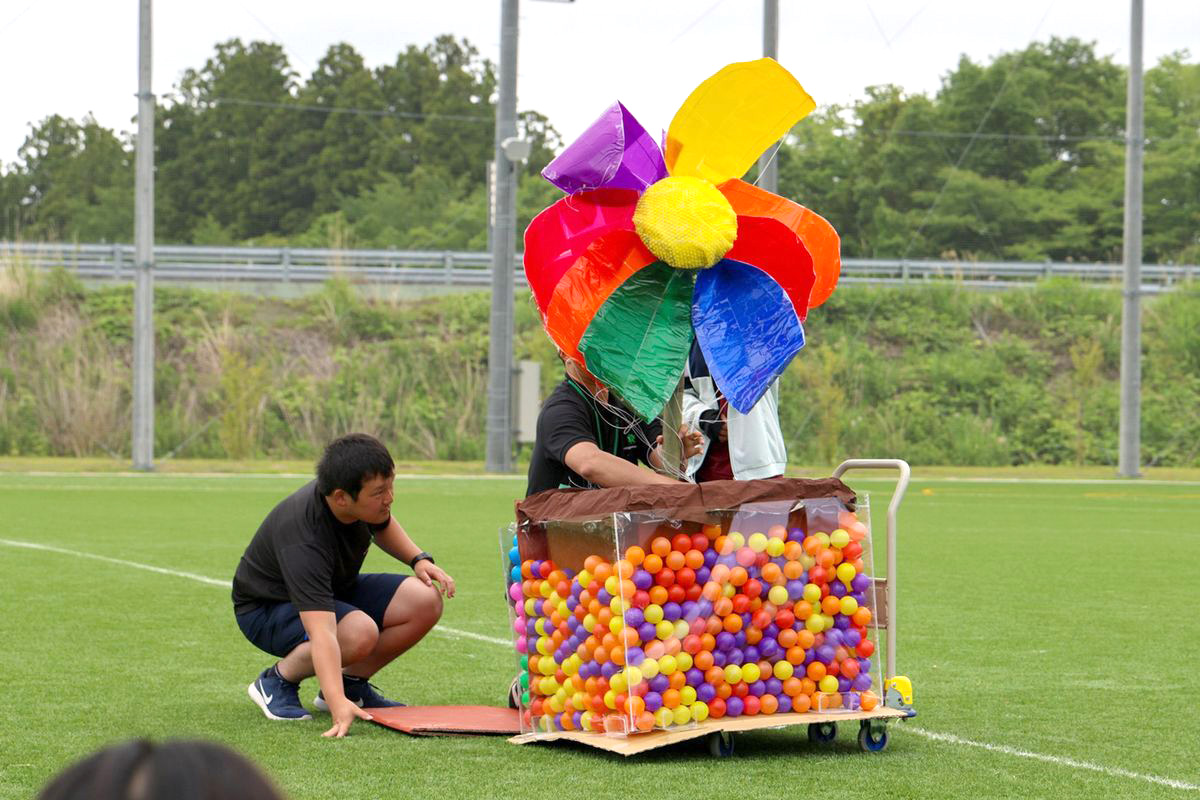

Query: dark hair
38;739;286;800
316;433;394;499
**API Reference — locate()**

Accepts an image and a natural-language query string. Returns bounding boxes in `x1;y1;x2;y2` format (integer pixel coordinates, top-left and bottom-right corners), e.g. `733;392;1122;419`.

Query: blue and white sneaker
248;666;312;721
313;675;405;710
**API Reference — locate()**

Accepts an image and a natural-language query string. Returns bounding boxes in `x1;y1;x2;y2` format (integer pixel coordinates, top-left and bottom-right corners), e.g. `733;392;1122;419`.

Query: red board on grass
367;706;521;736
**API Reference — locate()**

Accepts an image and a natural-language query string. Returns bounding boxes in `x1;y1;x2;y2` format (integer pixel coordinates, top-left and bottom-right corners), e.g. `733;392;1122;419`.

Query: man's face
343;472;395;525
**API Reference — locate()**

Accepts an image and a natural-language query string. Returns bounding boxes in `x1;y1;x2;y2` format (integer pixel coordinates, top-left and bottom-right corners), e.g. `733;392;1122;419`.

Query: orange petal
718;178;841;308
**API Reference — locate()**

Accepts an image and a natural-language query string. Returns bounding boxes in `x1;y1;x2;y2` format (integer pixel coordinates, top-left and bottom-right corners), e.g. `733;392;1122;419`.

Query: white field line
0;538;509;648
4;537;1199;790
905;726;1200;792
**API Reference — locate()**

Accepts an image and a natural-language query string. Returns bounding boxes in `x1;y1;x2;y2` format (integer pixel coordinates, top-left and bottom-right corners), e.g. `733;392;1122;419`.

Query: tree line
1;35;1197;264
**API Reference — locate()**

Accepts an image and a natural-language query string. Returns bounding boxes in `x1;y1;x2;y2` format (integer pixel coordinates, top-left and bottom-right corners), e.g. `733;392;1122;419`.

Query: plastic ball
860;690;879;711
768;585;790;606
747;532;769;553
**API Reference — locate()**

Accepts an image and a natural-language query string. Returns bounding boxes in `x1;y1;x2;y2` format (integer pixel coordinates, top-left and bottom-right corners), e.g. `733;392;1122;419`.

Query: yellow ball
741;662;761;683
691;701;710;722
774;660;794;680
654;707;675;728
747;532;769;553
768;585;789;606
633;176;737;269
766;538;786;557
819;675;839;694
672;704;692;725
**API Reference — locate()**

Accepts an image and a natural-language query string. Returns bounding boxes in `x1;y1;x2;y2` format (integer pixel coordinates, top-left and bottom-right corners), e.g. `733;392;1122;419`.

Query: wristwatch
409;551;435;569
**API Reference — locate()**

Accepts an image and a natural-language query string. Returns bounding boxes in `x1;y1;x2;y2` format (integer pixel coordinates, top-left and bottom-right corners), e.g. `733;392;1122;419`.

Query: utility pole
1118;0;1143;478
757;0;780;193
485;0;519;473
132;0;155;470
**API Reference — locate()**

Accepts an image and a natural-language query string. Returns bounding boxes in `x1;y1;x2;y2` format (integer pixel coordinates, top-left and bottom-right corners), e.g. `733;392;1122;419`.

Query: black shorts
234;573;407;658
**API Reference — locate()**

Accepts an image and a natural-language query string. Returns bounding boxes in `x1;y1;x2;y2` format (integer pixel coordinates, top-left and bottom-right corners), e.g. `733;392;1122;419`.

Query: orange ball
821;596;841;615
860;690;879;711
796;629;816;649
685;549;705;569
806;661;827;681
760;694;779;715
729;567;749;587
642;553;663;574
650;537;672;557
783;561;805;580
761;563;783;584
694;649;714;671
853;607;872;627
665;551;686;571
624;546;645;567
723;614;743;633
792;693;812;713
593;562;613;584
777;628;798;648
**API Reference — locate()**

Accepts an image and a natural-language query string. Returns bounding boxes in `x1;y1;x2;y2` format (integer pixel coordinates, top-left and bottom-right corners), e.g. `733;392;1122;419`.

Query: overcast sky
1;0;1197;163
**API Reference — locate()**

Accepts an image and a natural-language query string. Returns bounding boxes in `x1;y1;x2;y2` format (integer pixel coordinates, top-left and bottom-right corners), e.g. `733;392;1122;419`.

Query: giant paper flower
524;58;841;421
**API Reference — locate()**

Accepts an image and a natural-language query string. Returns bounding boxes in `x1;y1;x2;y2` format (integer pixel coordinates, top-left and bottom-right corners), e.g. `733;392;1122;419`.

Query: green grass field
2;470;1198;799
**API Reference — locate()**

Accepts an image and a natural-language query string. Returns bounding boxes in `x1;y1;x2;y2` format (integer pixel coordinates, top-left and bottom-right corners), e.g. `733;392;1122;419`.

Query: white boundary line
0;538;510;648
4;537;1198;790
905;726;1200;791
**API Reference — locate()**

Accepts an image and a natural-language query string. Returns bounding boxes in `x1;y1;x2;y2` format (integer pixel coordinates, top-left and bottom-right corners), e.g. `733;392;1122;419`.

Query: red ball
655;568;676;587
684;583;703;602
675;567;696;589
775;609;796;630
856;639;875;658
631;590;650;609
742;695;761;716
691;533;711;552
708;698;727;719
667;584;687;604
672;534;692;553
742;579;763;600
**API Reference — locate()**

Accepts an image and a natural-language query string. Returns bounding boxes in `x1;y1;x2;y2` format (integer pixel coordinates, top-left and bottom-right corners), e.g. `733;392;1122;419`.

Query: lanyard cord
566;379;618;456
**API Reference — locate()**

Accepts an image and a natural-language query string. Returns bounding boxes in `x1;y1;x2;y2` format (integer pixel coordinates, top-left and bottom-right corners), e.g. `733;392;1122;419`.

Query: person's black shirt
232;481;390;614
525;379;662;497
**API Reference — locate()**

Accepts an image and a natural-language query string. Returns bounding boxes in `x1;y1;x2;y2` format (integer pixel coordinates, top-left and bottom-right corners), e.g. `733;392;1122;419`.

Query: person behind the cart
525;351;704;497
682;339;786;481
232;433;456;738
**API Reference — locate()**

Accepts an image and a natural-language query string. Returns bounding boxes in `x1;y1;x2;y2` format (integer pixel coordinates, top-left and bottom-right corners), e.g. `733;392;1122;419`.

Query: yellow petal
664;58;815;185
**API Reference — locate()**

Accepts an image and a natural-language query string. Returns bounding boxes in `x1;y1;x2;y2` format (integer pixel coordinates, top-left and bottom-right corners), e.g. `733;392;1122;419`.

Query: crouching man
232;433;455;737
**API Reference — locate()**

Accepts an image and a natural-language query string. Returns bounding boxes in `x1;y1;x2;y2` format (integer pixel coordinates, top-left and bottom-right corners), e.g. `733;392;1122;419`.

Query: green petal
579;263;695;421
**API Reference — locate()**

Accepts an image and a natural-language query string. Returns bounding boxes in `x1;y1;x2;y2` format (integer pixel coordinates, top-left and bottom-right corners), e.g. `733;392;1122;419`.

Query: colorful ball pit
504;508;879;735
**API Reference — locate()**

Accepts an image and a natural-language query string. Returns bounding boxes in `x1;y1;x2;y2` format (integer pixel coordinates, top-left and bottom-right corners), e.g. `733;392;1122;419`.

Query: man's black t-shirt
525;379;662;497
231;481;390;614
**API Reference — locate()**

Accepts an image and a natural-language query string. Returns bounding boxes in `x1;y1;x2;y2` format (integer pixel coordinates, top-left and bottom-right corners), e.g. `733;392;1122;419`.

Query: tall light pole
1118;0;1144;478
132;0;155;470
757;0;780;194
485;0;520;473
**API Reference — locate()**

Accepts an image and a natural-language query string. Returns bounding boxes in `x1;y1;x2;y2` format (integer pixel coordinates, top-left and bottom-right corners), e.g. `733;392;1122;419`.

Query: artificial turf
1;470;1197;799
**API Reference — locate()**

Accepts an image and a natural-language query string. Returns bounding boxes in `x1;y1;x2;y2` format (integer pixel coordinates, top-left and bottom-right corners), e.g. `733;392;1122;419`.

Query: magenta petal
541;102;668;194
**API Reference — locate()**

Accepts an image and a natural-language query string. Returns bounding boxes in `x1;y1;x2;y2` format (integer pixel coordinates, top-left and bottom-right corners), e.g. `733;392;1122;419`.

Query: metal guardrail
3;241;1196;293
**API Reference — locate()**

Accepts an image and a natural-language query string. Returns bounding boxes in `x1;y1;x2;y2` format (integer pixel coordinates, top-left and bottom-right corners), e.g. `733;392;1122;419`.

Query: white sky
1;0;1197;164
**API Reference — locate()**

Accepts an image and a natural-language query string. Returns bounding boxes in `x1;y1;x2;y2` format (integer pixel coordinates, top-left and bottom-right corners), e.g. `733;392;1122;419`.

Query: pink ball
516;635;528;654
509;583;523;603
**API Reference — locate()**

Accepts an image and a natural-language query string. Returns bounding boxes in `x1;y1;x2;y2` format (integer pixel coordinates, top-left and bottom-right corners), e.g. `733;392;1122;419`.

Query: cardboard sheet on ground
367;706;521;736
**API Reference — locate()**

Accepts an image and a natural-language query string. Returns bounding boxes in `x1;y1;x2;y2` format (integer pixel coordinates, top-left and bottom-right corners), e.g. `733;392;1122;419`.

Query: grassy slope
1;472;1197;799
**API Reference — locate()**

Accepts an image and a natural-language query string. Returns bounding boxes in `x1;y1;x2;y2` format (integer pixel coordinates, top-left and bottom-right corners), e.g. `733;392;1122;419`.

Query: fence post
113;243;123;280
444;251;454;286
901;259;909;284
282;247;291;283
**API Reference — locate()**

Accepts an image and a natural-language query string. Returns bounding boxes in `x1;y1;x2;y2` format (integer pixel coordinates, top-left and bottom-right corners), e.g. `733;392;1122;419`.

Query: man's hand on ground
323;696;372;738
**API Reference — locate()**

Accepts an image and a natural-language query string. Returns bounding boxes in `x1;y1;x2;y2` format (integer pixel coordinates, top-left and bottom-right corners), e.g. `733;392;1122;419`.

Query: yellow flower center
633;176;737;269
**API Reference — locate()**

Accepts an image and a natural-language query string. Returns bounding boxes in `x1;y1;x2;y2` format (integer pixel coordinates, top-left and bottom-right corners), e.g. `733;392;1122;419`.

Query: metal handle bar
832;459;911;683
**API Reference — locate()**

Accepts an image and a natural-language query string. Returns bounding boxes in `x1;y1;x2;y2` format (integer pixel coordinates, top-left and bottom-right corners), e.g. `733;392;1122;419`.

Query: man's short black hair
316;433;395;499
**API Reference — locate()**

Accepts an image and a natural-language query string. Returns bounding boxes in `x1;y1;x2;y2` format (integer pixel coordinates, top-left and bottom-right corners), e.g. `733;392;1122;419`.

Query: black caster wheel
507;675;521;709
707;731;735;757
858;719;889;752
807;721;838;744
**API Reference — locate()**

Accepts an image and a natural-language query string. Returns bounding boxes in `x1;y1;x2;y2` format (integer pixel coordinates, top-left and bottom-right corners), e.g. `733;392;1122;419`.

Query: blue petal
692;259;805;413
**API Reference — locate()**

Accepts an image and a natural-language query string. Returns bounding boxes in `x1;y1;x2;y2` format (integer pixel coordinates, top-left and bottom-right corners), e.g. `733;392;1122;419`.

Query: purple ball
663;602;682;621
837;677;851;693
858;658;872;673
566;596;579;610
696;566;711;584
734;631;747;648
601;662;619;679
703;549;718;567
625;608;645;628
758;640;780;661
633;569;653;590
777;694;794;713
726;648;745;666
525;620;537;637
824;629;843;647
697;683;717;703
786;579;806;601
685;668;704;687
851;592;868;606
715;632;735;652
763;623;780;638
650;674;670;693
625;647;645;666
637;622;657;643
725;696;745;717
643;691;663;712
834;614;851;630
696;599;714;618
680;601;698;621
851;574;870;592
597;589;612;605
712;650;728;668
843;629;862;648
816;644;835;664
788;527;805;542
829;581;847;598
748;680;766;697
802;648;815;665
572;710;584;727
843;692;861;711
743;645;760;663
852;673;872;691
765;677;783;696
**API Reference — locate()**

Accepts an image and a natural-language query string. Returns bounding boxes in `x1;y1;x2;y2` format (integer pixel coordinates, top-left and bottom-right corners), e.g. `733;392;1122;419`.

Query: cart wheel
707;731;735;758
507;675;520;709
807;722;838;744
858;719;889;752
